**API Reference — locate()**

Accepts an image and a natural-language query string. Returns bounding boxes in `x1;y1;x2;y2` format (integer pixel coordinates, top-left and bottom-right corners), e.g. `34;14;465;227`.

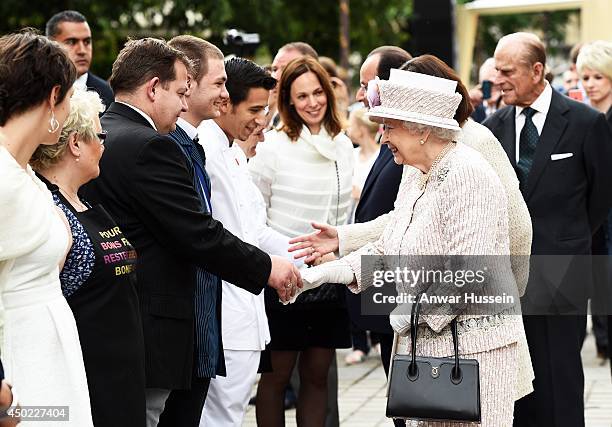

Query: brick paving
243;326;612;426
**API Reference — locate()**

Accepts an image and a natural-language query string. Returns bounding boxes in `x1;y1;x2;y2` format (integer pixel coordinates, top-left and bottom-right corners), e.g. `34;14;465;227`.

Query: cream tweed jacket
341;140;534;403
337;119;532;293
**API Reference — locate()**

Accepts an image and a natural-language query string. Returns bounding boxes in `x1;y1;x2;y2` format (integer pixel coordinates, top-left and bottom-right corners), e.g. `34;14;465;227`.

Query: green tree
1;0;415;79
458;0;577;80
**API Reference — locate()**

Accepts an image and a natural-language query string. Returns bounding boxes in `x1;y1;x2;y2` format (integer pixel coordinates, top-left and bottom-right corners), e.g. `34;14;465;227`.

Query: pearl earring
419;139;425;145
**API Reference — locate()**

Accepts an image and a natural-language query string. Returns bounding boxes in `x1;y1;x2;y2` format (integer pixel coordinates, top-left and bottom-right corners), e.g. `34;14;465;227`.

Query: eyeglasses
96;130;107;144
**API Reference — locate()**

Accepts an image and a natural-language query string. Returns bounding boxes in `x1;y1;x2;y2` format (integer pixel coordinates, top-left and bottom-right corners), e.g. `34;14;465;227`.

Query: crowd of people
0;8;612;427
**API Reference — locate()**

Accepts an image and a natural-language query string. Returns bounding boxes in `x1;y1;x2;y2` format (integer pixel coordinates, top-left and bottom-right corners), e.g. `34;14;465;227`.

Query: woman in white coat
249;56;354;427
0;31;93;426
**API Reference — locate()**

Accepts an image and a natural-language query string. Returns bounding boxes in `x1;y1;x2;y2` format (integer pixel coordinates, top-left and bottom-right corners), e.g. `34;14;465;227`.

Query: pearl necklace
418;141;456;191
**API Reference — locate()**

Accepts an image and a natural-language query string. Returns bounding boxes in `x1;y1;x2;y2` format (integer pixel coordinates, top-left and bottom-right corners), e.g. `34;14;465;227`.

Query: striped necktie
517;107;539;189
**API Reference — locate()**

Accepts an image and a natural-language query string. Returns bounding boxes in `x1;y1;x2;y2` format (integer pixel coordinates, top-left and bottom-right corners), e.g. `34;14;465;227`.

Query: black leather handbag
386;296;481;423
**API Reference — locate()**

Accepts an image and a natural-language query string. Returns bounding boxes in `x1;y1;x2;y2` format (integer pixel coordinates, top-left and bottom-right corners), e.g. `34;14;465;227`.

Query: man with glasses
197;57;282;426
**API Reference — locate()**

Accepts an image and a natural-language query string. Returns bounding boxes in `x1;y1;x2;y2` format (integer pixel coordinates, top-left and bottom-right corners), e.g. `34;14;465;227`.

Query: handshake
268;222;356;304
268;255;354;304
268;256;355;304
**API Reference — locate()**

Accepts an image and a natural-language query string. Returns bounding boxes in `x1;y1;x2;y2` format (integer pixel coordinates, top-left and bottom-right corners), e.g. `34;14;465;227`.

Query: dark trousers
157;376;210;427
592;315;609;353
513;315;586;427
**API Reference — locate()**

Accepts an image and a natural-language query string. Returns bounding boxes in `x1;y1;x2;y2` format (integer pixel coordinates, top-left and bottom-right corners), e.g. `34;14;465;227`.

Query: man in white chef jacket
198;57;303;426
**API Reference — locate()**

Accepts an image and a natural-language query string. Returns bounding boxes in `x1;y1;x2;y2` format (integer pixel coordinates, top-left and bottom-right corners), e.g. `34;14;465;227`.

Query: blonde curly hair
30;89;104;171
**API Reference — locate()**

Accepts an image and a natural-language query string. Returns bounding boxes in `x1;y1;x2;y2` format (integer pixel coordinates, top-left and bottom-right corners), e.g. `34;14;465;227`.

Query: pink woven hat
366;69;462;131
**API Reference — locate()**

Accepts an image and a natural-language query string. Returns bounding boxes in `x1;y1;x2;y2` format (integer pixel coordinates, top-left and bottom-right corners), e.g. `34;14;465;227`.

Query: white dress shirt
514;82;553;163
197;119;301;351
116;101;158;131
176;117;198;139
74;73;88;90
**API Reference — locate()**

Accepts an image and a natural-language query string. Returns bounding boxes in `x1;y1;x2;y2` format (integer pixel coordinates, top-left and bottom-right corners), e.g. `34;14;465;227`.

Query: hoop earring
48;110;59;133
419;139;425;145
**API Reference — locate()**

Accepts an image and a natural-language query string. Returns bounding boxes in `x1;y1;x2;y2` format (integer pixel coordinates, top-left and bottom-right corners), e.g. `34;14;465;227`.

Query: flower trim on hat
366;78;381;108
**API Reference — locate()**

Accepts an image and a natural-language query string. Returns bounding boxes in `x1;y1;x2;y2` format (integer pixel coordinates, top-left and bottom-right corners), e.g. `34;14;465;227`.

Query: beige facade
456;0;612;85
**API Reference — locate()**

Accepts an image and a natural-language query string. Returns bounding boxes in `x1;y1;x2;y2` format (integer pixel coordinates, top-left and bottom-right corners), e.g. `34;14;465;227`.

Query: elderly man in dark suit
82;37;301;427
483;32;612;427
46;10;114;110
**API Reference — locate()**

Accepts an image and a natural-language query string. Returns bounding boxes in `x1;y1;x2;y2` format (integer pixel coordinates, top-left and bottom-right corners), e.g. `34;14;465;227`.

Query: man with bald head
484;32;612;427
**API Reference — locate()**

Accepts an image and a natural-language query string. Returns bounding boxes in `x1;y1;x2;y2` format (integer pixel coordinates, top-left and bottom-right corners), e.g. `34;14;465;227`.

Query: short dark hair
367;46;412;80
0;29;76;126
279;42;319;59
400;55;473;125
225;57;276;105
45;10;87;38
168;35;224;83
278;56;343;141
109;38;192;95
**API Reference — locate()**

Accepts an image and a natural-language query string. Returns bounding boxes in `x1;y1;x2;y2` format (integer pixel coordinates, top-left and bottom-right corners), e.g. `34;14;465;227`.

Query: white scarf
299;125;339;161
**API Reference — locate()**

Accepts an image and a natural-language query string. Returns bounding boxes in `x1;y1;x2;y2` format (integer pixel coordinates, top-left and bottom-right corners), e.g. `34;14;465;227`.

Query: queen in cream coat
294;69;534;425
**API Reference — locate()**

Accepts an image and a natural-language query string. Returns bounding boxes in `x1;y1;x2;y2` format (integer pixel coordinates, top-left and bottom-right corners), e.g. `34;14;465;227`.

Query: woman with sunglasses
30;89;146;427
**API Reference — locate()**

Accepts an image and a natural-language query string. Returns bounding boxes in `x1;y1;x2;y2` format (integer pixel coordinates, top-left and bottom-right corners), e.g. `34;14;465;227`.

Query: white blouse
249;125;354;237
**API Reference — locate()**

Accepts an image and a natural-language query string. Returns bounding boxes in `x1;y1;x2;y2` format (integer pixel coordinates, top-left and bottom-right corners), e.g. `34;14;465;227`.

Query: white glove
282;259;355;304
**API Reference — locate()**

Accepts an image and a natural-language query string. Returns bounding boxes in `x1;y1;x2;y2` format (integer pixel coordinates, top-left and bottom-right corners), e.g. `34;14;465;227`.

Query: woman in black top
30;89;145;427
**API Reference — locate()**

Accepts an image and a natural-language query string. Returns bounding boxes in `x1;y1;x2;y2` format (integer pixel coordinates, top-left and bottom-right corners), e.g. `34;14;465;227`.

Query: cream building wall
456;0;612;85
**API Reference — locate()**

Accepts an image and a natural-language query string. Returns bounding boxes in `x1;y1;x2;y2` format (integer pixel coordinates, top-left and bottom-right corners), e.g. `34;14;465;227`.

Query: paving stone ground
243;322;612;426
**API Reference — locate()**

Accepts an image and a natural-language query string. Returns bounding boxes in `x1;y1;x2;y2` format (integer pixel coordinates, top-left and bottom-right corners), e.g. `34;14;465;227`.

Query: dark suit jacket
346;144;404;334
483;90;612;313
86;73;114;111
82;102;271;389
471;103;487;123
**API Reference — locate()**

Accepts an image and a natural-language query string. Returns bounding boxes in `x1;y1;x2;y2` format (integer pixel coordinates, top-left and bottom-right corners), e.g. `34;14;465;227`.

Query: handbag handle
409;293;461;383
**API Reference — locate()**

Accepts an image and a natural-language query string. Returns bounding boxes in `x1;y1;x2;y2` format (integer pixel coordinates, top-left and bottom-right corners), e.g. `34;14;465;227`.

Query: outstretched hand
267;255;303;302
288;222;339;264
